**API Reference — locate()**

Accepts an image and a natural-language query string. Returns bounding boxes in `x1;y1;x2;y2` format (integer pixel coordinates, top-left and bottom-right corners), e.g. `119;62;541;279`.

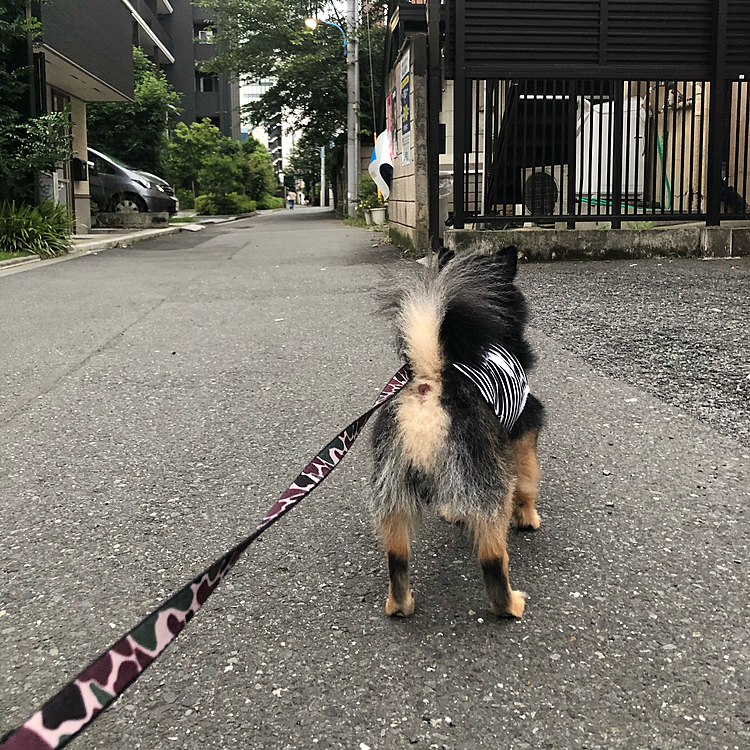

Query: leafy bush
1;2;73;202
167;120;278;201
358;172;384;211
195;193;256;215
196;153;244;196
175;188;195;210
0;200;73;257
256;194;284;210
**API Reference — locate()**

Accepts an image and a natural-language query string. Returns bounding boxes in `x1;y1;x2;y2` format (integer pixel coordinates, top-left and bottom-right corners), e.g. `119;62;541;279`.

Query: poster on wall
391;89;399;158
400;49;411;166
386;92;395;160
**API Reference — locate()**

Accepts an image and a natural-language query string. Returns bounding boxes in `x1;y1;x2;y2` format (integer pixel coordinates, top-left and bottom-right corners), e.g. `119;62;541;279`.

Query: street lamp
305;7;359;217
304;17;347;56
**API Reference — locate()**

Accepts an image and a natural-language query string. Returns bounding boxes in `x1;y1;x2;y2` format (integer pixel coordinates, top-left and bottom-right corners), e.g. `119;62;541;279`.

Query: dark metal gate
442;0;750;228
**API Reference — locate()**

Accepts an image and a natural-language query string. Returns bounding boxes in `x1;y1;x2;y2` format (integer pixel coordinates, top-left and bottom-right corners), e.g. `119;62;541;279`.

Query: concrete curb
196;211;256;225
445;225;750;261
70;226;184;254
0;255;41;269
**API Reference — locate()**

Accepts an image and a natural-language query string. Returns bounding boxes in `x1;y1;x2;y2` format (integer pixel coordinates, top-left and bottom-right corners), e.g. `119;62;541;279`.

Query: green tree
197;0;347;143
87;47;181;175
239;146;278;200
0;0;73;202
196;152;244;196
287;135;322;202
167;118;230;195
168;118;277;201
196;0;387;206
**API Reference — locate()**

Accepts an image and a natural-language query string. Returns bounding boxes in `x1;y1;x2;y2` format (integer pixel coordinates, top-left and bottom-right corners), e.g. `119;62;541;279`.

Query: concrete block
730;228;750;256
445;225;710;261
701;226;733;257
95;212;170;229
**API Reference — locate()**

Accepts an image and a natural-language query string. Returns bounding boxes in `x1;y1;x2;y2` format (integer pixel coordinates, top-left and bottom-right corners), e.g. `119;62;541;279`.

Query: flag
368;131;393;201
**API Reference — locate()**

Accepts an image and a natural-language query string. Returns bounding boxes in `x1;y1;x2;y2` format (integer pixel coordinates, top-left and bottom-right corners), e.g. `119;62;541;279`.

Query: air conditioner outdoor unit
521;165;568;216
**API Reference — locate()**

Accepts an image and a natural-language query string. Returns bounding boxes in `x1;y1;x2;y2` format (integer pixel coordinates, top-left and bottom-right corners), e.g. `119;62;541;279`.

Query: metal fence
457;78;750;227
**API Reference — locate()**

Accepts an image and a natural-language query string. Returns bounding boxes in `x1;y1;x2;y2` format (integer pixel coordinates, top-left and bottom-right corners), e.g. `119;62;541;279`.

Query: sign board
400;49;411;166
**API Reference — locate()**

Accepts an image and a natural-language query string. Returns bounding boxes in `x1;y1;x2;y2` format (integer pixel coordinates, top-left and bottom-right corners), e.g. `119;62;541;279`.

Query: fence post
453;0;466;229
567;80;578;229
707;0;728;225
611;80;624;228
427;0;442;253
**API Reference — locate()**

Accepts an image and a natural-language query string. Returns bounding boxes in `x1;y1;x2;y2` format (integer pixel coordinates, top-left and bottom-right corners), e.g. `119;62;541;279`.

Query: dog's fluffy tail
395;247;533;380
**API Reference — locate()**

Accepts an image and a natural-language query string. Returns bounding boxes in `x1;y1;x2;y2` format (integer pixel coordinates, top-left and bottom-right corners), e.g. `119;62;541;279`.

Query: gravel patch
519;256;750;446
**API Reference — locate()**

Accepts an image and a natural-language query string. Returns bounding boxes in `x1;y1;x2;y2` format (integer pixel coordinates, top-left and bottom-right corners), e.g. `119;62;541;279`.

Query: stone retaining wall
444;225;750;261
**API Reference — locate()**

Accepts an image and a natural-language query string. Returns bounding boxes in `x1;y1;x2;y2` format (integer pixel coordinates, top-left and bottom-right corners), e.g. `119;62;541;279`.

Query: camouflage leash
0;367;410;750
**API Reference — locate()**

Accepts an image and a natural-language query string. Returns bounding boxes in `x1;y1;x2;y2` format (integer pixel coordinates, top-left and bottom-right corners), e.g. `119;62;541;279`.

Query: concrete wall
445;225;750;261
385;34;429;254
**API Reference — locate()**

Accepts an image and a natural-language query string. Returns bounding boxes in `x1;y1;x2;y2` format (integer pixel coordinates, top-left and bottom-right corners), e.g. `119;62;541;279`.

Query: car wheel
112;193;147;213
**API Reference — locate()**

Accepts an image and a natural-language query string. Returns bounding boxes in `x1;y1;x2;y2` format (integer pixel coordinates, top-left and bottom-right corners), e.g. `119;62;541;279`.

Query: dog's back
370;247;544;618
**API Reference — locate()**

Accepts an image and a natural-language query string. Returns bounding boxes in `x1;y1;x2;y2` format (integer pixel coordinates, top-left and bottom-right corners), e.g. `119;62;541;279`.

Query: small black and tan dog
369;247;544;618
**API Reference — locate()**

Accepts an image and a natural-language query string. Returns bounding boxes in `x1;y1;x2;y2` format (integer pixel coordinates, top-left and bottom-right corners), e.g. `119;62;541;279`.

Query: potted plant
369;195;387;225
358;174;386;225
359;194;374;224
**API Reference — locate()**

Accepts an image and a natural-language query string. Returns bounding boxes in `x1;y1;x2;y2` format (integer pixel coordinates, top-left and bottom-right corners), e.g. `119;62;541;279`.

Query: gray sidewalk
0;208;747;749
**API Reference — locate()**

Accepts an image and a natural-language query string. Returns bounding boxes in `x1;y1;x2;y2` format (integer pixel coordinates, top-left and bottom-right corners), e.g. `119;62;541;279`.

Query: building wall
39;0;134;101
160;0;197;124
157;0;240;139
385;34;429;254
38;0;134;234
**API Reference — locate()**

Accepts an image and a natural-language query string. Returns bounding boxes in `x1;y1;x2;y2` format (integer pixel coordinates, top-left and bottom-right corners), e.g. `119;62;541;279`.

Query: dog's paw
492;589;526;619
514;508;541;530
386;591;415;617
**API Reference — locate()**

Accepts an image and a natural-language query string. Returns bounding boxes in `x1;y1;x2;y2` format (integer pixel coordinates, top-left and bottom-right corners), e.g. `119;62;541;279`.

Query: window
91;154;116;175
196;72;219;92
195;25;214;44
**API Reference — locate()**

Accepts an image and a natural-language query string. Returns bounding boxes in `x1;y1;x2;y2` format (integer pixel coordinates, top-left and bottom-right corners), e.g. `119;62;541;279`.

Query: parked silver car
88;148;178;214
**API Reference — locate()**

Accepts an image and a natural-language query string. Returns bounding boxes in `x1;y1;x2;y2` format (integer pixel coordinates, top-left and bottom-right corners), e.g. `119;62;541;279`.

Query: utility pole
320;146;326;207
346;0;359;216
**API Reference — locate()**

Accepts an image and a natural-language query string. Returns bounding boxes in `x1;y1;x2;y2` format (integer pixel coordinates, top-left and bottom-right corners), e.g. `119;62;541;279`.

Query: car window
90;154;117;175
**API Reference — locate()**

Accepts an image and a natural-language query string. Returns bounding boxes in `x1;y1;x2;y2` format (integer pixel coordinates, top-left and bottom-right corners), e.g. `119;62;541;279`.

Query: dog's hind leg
511;430;541;530
473;509;526;618
381;512;416;617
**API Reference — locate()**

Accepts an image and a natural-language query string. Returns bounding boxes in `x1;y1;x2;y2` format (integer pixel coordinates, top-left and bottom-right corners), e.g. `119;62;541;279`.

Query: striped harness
452;344;530;431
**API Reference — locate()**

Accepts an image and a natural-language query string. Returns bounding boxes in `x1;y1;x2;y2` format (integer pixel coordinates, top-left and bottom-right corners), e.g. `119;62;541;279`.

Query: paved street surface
1;207;748;750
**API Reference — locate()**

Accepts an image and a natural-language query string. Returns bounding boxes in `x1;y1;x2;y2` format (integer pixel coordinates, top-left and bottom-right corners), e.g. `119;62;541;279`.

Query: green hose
654;114;673;210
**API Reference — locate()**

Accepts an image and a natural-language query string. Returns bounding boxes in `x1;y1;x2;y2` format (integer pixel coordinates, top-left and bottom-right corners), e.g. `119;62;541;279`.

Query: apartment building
129;0;241;139
30;0;240;235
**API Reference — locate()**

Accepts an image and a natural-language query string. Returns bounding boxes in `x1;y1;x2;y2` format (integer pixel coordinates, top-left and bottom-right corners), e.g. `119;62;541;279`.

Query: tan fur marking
439;504;465;524
381;513;415;617
400;297;443;380
395;385;449;472
386;587;415;617
380;513;413;558
504;589;527;618
511;431;542;529
472;501;525;618
474;516;510;563
395;295;450;471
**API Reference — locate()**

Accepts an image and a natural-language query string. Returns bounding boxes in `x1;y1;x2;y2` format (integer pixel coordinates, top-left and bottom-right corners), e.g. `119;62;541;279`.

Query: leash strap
0;367;410;750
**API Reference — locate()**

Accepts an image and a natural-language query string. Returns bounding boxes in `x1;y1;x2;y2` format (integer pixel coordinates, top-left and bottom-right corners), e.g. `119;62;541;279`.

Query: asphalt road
0;208;748;750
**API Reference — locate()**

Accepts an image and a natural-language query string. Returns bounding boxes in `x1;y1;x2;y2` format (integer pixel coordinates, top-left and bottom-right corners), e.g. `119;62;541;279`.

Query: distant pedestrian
287;190;297;210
